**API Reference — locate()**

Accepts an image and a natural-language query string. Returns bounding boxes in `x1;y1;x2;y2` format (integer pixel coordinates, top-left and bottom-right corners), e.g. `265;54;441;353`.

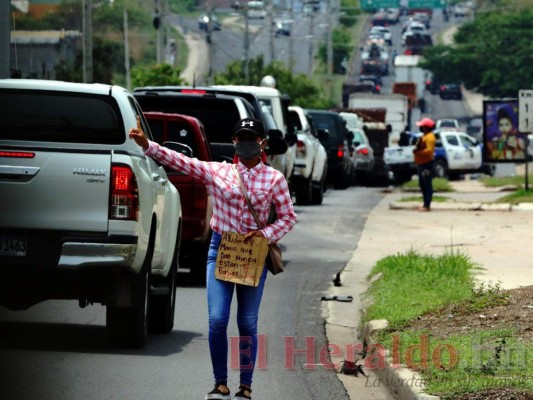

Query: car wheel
107;231;154;348
295;177;312;205
106;267;150;348
433;159;448;178
311;175;325;205
333;169;350;190
149;233;179;333
190;232;210;285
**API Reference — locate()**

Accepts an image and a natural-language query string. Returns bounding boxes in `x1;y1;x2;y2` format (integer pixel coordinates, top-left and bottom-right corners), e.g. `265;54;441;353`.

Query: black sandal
205;383;231;400
234;385;252;400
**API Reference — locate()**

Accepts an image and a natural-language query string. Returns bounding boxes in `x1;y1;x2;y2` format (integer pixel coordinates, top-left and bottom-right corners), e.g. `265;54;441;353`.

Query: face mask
234;140;261;160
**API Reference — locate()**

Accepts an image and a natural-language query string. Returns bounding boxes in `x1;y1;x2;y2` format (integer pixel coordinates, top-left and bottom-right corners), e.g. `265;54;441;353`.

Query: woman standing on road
129;117;296;400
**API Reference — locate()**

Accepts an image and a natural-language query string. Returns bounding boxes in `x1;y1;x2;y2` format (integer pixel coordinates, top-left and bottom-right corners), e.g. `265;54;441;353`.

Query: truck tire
149;231;180;333
311;174;325;205
333;170;350;190
106;266;150;348
433;159;448;178
106;232;154;348
190;232;210;285
295;177;312;205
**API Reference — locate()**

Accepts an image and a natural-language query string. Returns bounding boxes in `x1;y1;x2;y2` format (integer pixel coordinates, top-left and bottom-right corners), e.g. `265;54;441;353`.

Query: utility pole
206;0;214;84
82;0;93;83
124;9;131;90
0;0;9;79
244;6;250;83
308;11;314;76
155;0;161;64
287;0;294;72
269;0;274;63
326;0;333;79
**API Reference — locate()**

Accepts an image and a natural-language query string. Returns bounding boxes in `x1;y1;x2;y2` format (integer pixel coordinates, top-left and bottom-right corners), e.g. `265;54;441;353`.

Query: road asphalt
324;179;532;400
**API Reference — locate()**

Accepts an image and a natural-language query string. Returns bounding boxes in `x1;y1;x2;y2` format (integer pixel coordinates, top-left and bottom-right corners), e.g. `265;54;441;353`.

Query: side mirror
285;131;298;147
317;128;329;142
266;130;288;155
164;141;193;157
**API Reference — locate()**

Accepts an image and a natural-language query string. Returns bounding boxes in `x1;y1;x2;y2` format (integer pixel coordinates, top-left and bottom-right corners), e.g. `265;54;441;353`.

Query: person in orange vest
413;117;436;211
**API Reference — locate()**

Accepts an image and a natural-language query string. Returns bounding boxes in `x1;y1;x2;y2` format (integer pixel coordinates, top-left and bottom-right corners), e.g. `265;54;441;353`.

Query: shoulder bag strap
232;164;265;229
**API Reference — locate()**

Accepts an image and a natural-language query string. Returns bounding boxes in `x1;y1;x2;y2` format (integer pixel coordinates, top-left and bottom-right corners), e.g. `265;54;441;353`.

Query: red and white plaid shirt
145;142;296;243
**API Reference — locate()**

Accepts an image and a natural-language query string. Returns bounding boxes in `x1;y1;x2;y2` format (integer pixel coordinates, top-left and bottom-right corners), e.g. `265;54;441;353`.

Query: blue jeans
206;232;268;387
418;161;434;208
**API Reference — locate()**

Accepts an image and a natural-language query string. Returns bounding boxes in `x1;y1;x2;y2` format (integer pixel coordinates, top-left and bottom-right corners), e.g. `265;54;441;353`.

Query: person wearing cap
129;117;296;400
413;117;436;211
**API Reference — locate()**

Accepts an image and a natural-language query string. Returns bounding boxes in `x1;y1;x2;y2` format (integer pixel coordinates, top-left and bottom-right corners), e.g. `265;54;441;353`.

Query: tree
419;11;533;98
55;37;123;84
131;63;186;87
214;55;335;109
318;28;354;74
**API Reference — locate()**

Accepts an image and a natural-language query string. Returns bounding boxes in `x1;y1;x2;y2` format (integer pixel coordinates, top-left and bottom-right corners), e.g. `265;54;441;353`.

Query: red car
144;112;213;283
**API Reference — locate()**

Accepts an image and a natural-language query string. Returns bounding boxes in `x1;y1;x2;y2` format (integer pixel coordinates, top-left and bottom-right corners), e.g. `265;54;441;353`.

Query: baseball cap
233;118;265;139
416;117;436;128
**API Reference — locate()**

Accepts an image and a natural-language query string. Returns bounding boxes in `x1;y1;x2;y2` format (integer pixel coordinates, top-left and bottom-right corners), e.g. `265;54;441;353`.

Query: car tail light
357;148;369;156
376;85;381;92
110;165;139;221
181;89;206;95
337;144;344;159
440;85;446;91
296;140;306;157
0;151;35;158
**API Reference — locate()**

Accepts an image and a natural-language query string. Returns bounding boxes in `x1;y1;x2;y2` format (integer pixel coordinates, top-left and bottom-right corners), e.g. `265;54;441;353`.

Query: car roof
0;78;118;96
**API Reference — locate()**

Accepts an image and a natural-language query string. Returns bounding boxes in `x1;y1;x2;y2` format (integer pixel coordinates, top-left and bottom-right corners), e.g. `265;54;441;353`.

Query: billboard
483;99;527;162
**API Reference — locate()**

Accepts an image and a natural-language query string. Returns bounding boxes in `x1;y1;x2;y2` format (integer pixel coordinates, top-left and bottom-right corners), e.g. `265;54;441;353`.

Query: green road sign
360;0;400;10
407;0;446;8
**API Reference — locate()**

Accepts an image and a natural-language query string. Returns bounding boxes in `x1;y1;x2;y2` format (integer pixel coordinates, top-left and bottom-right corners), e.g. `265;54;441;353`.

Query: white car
288;105;328;205
436;118;460;131
0;79;182;348
370;26;393;45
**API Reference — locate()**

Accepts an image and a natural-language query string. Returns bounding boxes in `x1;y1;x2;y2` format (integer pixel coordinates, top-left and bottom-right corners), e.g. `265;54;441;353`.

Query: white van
247;1;267;19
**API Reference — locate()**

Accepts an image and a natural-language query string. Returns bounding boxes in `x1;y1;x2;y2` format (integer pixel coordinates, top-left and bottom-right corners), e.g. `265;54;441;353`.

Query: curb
387;201;533;212
361;320;440;400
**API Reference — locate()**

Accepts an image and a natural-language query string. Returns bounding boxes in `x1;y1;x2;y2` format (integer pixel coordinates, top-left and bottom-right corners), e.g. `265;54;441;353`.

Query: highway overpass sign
360;0;400;10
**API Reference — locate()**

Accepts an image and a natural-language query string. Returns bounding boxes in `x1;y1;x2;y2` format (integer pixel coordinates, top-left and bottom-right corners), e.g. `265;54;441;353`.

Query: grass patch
478;175;526;188
398;195;452;203
388;328;532;399
363;251;475;330
401;178;454;192
362;252;533;398
494;189;533;204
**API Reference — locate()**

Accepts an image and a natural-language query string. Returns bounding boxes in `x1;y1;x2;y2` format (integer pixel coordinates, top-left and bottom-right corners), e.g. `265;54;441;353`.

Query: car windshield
440;121;456;127
0;90;124;144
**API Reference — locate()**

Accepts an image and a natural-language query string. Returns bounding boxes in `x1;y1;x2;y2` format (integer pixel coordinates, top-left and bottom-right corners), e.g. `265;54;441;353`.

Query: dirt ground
408;285;533;400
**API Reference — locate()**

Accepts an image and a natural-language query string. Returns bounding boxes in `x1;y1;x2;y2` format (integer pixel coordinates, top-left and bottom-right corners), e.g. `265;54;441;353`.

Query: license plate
0;237;28;256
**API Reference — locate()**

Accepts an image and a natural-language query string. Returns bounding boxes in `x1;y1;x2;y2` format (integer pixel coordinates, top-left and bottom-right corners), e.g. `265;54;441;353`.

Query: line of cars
0;75;391;347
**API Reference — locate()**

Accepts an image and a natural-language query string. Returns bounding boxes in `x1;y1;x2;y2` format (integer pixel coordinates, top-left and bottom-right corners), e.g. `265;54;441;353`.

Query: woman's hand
129;116;149;151
243;230;265;243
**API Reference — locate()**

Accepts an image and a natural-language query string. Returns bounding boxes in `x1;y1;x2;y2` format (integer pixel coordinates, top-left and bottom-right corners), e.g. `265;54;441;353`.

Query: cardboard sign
215;231;269;287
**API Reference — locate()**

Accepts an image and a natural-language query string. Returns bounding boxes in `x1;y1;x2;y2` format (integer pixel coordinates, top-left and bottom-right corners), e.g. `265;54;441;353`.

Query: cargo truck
348;93;409;145
393;55;427;112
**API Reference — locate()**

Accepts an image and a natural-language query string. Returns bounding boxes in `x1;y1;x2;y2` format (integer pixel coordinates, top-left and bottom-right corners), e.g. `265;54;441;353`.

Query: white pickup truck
385;130;489;182
0;79;182;347
287;106;328;205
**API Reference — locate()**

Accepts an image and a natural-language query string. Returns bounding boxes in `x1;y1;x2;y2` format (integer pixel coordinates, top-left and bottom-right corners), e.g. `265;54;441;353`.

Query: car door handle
151;173;161;181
